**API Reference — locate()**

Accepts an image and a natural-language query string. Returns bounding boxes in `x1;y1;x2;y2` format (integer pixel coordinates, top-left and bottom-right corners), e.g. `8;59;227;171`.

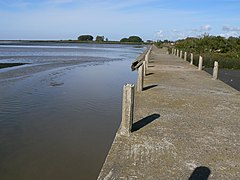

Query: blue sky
0;0;240;41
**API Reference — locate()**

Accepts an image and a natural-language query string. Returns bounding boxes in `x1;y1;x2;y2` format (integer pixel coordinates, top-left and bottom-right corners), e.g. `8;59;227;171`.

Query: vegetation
77;35;94;41
120;36;143;43
175;35;240;69
95;36;104;42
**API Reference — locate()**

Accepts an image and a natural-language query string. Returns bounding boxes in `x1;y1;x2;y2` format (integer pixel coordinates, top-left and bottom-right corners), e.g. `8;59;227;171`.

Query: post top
124;84;135;88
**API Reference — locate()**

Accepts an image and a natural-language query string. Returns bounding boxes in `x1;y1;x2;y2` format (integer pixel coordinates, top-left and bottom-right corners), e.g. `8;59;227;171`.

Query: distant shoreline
0;40;148;45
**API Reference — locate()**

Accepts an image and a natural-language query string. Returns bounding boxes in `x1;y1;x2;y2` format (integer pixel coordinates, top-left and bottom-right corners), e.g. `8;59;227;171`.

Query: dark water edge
0;63;27;69
204;68;240;91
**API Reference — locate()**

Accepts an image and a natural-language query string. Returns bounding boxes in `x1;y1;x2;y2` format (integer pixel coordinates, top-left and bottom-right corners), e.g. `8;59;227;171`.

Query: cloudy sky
0;0;240;41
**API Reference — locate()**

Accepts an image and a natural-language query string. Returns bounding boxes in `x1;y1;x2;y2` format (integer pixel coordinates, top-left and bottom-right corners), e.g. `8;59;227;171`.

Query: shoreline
0;40;148;45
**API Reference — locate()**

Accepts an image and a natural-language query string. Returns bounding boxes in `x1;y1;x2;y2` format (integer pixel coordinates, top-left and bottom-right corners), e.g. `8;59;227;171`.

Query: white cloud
220;25;240;37
222;25;240;32
201;25;211;31
192;25;211;32
156;30;164;38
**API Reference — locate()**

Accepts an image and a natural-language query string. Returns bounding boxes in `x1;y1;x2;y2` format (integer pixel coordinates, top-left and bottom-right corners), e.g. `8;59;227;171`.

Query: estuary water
0;42;145;180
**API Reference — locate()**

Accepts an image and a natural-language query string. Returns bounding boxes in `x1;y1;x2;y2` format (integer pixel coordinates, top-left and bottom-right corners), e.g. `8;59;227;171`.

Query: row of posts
171;48;219;80
119;46;152;136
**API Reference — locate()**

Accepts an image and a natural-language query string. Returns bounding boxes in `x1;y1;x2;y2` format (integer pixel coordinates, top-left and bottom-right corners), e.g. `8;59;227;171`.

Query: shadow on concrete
146;72;154;76
143;84;158;91
132;113;160;132
189;166;211;180
148;65;155;67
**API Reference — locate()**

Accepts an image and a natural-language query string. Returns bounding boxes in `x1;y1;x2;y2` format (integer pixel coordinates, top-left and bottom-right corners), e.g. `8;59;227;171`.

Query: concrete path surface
98;46;240;179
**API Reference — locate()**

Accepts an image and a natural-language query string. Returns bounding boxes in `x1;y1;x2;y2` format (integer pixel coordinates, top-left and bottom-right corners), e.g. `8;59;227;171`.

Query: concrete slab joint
119;84;135;136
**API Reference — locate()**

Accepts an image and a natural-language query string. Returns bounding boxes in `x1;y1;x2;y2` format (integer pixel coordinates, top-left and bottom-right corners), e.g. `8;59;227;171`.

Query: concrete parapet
198;56;203;70
137;65;143;91
184;52;187;61
190;53;193;65
119;84;135;136
213;61;219;80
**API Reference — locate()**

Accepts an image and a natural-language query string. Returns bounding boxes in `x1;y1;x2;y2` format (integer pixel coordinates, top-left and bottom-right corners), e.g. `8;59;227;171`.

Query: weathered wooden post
184;52;187;61
213;61;219;80
198;56;203;70
190;53;193;65
180;50;183;59
137;65;143;91
143;60;147;76
119;84;135;136
177;49;179;57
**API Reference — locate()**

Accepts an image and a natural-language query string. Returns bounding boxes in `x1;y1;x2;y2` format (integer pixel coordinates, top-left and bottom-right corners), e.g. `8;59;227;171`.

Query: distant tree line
77;35;106;42
174;35;240;69
77;35;144;44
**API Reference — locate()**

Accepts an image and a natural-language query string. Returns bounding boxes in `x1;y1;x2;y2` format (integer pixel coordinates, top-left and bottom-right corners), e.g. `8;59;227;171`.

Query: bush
78;35;93;41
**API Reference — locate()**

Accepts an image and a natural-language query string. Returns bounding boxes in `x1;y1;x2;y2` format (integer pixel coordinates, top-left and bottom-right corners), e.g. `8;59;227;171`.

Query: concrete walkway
98;46;240;179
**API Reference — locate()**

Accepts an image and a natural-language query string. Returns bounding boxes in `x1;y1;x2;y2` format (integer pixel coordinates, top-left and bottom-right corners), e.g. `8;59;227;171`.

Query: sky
0;0;240;41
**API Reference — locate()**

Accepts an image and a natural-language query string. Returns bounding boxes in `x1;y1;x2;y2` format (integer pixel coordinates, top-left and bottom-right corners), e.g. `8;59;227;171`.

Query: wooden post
184;52;187;61
120;84;135;136
137;65;143;91
198;56;203;70
172;48;174;54
175;49;177;56
213;61;219;80
143;60;147;76
180;50;183;59
190;53;193;65
177;49;179;57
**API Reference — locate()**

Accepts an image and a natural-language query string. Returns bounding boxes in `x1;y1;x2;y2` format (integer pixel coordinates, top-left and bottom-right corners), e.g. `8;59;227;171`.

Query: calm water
0;43;145;180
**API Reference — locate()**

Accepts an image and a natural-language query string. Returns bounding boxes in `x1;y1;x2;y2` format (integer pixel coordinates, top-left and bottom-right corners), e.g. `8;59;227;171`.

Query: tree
128;36;143;43
120;38;129;42
78;35;93;41
120;36;143;43
96;36;104;42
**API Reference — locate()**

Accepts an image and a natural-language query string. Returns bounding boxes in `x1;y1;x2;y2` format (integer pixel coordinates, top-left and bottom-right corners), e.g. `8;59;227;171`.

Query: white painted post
180;50;183;59
137;65;143;91
172;48;174;54
190;53;193;65
184;52;187;61
198;56;203;70
177;49;179;57
143;60;147;76
120;84;135;136
213;61;219;80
